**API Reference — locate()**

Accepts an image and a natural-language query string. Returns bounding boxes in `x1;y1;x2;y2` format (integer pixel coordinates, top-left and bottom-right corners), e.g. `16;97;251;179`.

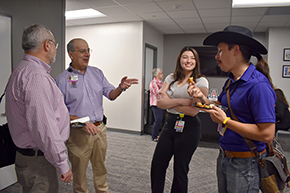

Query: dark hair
169;47;204;89
227;43;274;88
275;88;289;107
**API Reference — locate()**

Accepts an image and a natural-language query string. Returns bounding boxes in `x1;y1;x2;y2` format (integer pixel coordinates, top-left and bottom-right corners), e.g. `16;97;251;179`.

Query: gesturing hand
119;76;139;91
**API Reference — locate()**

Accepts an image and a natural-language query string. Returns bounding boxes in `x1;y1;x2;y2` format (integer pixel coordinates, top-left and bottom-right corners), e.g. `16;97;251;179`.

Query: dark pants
151;106;165;140
151;113;201;193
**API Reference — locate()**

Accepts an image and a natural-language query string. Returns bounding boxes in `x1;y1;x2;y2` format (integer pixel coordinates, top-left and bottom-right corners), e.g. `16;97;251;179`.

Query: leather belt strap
17;148;44;156
94;121;102;126
223;148;266;158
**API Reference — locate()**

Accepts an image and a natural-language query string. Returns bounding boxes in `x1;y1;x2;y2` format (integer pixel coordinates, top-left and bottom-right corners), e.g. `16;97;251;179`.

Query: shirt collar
24;54;51;73
228;63;255;82
67;63;84;74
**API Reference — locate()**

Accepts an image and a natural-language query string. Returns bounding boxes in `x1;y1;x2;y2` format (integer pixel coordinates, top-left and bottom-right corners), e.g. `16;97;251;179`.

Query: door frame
141;43;157;135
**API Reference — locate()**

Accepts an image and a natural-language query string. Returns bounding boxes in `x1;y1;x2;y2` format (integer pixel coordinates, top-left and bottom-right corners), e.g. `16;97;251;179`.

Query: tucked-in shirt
149;77;163;106
165;73;209;114
218;63;276;152
56;65;115;122
5;54;70;175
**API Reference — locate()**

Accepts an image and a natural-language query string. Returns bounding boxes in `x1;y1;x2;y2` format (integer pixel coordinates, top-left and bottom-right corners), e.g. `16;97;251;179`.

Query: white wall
267;27;290;100
66;22;143;132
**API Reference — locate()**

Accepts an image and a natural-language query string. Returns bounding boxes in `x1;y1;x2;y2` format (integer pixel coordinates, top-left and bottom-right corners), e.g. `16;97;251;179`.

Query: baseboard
107;127;143;135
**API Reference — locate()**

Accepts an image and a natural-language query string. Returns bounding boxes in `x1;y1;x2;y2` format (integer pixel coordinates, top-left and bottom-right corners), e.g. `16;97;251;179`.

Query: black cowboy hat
203;25;267;55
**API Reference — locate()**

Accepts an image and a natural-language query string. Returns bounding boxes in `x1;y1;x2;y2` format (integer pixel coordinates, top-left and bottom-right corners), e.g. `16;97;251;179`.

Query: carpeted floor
1;129;290;193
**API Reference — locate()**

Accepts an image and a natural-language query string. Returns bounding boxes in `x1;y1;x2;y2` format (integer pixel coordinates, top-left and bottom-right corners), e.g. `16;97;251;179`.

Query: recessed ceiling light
66;8;106;20
232;0;290;8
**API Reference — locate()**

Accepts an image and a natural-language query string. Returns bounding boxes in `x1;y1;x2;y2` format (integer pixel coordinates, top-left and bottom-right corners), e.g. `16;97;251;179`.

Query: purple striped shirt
5;54;70;175
56;65;115;122
149;77;163;106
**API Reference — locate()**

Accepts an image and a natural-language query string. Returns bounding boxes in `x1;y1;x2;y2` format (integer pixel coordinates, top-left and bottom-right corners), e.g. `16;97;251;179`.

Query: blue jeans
151;106;165;139
217;149;267;193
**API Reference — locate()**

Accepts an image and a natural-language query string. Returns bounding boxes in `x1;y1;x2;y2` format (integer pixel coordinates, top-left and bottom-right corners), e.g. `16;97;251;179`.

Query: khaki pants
67;123;108;193
15;151;58;193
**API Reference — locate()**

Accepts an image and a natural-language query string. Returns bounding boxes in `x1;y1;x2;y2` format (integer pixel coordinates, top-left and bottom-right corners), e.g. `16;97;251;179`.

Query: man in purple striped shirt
5;24;73;193
56;38;138;193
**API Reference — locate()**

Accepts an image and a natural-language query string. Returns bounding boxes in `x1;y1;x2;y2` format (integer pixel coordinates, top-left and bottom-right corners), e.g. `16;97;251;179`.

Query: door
143;44;157;134
0;14;17;190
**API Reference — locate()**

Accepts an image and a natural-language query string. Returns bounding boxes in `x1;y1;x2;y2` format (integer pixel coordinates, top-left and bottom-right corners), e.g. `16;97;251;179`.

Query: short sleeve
195;77;209;88
164;73;174;84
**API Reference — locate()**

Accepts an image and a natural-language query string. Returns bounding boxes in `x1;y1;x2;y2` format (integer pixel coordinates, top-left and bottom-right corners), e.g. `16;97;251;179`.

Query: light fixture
232;0;290;8
66;8;106;20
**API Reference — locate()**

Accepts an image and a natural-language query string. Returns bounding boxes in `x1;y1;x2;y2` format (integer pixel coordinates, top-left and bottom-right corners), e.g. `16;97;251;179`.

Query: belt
94;121;102;126
17;148;44;156
222;148;266;158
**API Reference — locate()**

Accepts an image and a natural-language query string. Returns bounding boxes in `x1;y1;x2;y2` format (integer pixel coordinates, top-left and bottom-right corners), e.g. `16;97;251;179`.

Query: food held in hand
188;77;194;84
194;102;214;109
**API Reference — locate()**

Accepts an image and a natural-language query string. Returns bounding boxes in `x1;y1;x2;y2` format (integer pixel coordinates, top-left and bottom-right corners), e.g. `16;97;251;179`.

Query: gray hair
22;24;53;52
67;39;75;53
67;38;84;53
152;68;162;77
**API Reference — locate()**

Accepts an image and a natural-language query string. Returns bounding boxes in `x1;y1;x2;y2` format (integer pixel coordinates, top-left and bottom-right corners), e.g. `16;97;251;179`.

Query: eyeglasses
47;39;59;49
71;48;92;54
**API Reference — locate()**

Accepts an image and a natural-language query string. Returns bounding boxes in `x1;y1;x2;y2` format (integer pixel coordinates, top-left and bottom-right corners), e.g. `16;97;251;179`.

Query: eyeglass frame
47;39;59;49
70;48;92;54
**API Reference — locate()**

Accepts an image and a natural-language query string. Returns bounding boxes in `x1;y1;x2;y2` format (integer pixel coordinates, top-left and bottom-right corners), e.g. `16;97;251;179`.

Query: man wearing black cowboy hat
187;25;276;192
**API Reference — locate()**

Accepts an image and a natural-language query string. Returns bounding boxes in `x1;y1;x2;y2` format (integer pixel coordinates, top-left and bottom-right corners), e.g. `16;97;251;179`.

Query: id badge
174;120;185;133
68;74;78;88
217;124;227;136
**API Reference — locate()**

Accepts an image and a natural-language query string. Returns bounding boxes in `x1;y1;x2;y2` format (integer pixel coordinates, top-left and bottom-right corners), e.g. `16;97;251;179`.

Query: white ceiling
66;0;290;34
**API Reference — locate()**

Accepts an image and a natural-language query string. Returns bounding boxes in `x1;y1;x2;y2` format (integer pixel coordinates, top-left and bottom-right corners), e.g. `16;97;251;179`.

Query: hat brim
203;31;267;55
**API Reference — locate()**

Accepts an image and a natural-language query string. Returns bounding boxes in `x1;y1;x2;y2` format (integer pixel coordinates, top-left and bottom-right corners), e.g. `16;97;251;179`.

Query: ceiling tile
138;12;170;20
96;6;133;16
202;17;230;24
65;17;118;26
174;18;202;25
114;0;153;4
146;19;176;26
232;7;268;16
73;0;119;8
167;10;199;19
198;9;230;18
232;16;262;23
66;0;290;34
156;0;196;11
66;0;89;11
124;2;162;13
192;0;231;10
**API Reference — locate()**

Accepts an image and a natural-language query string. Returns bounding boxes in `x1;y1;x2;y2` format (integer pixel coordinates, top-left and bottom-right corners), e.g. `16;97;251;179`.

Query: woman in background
150;47;208;193
149;68;165;142
275;88;290;132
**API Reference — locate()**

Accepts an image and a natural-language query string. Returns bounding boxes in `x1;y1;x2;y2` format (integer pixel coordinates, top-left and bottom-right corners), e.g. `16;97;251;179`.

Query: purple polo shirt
56;65;115;122
218;63;276;152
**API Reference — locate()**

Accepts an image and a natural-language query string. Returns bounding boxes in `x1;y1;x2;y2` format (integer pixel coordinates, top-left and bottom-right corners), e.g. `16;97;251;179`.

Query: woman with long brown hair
150;46;209;193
